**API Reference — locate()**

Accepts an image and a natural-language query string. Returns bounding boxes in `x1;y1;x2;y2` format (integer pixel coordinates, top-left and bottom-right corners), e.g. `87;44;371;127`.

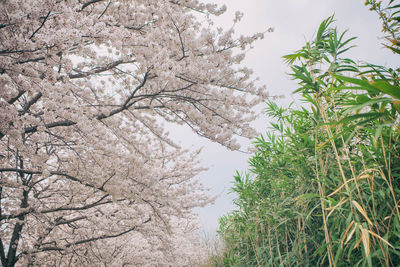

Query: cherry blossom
0;0;267;265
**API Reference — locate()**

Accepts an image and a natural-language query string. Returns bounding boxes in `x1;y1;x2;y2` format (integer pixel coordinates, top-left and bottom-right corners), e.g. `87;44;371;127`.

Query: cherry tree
0;0;267;265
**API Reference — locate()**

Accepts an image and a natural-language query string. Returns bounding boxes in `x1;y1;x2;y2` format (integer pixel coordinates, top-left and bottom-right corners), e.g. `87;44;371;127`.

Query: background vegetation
214;1;400;266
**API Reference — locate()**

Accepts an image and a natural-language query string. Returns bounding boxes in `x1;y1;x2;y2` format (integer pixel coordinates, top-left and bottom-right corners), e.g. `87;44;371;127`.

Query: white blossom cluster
0;0;267;266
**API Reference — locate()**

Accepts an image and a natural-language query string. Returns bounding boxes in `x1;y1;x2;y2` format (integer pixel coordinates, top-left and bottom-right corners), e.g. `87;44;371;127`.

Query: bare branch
68;60;132;79
170;18;187;61
7;90;25;104
39;217;151;252
0;194;112;221
0;168;106;193
29;11;51;40
0;238;6;267
54;216;87;226
6;188;29;265
96;71;151;120
19;92;42;115
98;0;112;19
16;56;46;65
79;0;104;12
40;194;111;213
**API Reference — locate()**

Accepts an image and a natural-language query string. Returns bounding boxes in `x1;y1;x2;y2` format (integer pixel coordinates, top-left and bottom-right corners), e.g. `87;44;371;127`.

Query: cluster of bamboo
213;1;400;266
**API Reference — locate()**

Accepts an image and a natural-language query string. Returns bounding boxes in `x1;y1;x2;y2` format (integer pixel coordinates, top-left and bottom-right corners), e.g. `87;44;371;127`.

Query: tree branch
96;71;150;120
0;65;147;141
79;0;104;12
170;18;187;61
0;238;6;267
0;194;112;221
16;56;46;65
6;187;29;267
24;119;76;134
68;60;131;79
98;0;111;19
0;168;106;193
19;92;42;115
7;90;25;104
39;217;151;252
54;216;87;226
29;11;51;40
41;194;111;214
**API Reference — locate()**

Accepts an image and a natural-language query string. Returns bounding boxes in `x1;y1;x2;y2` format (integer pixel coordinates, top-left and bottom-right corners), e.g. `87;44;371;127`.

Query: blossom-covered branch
0;0;268;265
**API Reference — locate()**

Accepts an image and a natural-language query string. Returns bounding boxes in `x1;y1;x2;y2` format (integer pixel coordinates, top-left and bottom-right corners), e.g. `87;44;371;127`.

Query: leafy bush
216;2;400;266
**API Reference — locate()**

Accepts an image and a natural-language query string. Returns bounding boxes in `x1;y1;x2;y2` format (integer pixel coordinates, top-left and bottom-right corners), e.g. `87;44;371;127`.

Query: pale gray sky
185;0;395;235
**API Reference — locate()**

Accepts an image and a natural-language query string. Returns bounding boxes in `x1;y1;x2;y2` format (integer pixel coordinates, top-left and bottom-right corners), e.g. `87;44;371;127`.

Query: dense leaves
216;3;400;266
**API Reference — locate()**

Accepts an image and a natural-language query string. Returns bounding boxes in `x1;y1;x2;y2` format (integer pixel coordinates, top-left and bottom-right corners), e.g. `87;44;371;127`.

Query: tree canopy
0;0;266;266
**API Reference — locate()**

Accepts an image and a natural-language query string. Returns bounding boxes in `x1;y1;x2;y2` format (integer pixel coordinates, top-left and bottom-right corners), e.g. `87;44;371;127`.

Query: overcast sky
182;0;395;236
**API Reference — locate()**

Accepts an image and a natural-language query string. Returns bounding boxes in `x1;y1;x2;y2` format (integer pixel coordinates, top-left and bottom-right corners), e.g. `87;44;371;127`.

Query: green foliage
215;5;400;267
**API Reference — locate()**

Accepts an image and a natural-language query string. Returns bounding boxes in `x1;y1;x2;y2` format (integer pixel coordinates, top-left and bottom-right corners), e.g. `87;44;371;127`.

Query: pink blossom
0;0;268;265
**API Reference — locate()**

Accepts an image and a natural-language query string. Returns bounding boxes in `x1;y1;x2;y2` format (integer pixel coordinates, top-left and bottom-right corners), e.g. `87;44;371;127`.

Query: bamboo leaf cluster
215;3;400;266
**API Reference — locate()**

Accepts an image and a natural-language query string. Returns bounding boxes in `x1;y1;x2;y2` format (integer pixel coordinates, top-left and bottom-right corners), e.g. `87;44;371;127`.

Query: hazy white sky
184;0;395;235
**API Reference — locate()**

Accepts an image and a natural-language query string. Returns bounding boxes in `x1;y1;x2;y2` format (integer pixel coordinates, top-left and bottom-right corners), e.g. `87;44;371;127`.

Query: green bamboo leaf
338;35;357;49
385;45;400;54
335;86;378;94
283;52;307;64
316;16;334;42
355;94;371;104
333;74;377;89
387;4;400;9
394;102;400;113
336;66;360;72
336;112;386;125
371;80;400;99
337;45;357;55
343;97;392;113
333;74;381;94
298;193;321;200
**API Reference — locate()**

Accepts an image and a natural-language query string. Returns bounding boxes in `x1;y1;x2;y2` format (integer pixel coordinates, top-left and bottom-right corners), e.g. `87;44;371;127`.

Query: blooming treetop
0;0;268;266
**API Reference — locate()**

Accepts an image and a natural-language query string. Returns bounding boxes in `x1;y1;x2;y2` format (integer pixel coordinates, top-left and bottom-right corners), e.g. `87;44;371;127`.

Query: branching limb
39;217;151;252
19;92;42;115
29;11;51;40
79;0;104;12
68;60;133;79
